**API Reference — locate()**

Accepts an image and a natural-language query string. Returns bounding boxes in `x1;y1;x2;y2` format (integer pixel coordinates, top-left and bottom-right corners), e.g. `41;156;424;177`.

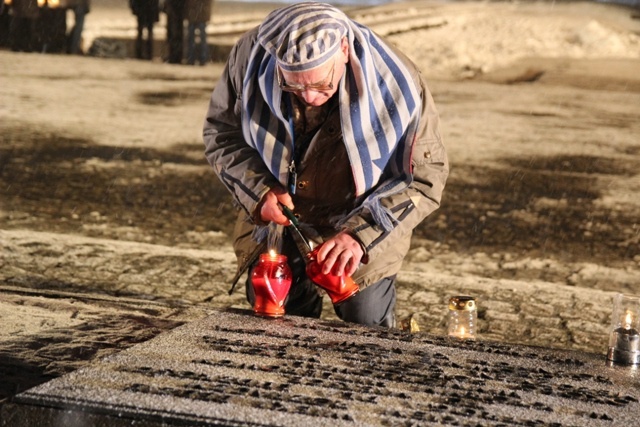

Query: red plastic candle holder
250;252;292;317
306;248;359;304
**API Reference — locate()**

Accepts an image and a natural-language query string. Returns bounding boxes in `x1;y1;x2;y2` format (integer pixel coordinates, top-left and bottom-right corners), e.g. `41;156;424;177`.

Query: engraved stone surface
3;308;640;427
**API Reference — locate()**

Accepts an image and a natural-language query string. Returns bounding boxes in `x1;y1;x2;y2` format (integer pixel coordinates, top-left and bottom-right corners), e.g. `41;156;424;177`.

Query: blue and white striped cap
258;2;349;72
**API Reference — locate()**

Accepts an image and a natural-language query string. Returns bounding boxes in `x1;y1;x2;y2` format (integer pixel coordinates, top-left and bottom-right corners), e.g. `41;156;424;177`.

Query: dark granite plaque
2;308;639;426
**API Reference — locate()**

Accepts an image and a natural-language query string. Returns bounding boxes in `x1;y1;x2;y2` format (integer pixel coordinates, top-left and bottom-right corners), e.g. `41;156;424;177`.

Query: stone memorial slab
2;308;639;426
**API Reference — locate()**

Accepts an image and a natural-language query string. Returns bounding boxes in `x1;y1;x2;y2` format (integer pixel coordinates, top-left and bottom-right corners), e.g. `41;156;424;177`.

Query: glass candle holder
606;293;640;366
305;247;359;304
448;296;477;339
250;252;292;318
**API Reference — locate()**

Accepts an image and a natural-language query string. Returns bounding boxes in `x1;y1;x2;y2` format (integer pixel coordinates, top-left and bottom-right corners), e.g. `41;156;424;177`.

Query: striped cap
258;2;349;72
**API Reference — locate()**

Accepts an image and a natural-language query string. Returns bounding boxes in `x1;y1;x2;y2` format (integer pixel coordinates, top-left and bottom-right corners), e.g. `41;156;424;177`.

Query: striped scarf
242;2;421;231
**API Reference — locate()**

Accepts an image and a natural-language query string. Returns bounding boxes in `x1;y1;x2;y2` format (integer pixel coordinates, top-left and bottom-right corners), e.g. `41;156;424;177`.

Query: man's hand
258;187;293;225
316;231;363;277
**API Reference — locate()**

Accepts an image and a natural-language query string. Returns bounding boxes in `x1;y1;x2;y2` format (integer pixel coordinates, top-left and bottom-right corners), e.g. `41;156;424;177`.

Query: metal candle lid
449;296;476;311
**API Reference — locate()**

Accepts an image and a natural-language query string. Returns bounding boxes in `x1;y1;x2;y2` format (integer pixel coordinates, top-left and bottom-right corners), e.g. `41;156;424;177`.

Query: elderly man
203;2;448;327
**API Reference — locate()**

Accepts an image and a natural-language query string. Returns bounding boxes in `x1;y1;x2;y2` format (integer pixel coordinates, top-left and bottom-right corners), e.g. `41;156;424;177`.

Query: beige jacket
203;27;448;289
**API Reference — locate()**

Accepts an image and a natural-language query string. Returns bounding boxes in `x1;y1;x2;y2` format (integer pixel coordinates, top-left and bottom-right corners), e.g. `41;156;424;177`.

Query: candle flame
268;249;277;258
624;310;634;329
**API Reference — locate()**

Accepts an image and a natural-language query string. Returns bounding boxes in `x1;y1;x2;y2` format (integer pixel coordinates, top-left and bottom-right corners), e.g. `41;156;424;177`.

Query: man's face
278;38;349;107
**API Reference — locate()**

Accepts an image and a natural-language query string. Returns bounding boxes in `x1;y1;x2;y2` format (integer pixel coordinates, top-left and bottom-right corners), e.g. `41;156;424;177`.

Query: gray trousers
245;235;396;328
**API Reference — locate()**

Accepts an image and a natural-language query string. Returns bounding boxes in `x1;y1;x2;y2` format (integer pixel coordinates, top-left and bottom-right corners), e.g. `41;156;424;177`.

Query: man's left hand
315;231;363;277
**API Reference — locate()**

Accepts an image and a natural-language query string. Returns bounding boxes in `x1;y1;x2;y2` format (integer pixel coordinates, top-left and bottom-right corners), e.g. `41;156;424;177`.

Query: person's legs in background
135;20;143;59
166;0;185;64
186;21;196;65
69;4;87;54
9;16;25;51
197;21;208;65
187;21;208;66
146;23;154;60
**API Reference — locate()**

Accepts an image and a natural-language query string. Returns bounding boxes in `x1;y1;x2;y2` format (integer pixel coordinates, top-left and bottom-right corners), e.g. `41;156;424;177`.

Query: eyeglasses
276;59;335;93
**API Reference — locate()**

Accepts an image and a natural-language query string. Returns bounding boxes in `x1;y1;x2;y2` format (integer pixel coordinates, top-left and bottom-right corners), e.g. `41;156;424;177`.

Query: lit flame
37;0;61;7
624;310;634;329
459;326;466;337
5;0;62;8
268;249;277;258
6;0;64;7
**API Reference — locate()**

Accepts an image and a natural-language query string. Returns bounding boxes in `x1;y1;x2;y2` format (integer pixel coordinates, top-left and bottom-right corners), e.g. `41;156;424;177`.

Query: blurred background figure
37;0;66;53
164;0;185;64
130;0;159;60
5;0;68;53
8;0;39;52
0;0;11;48
68;0;90;55
185;0;212;65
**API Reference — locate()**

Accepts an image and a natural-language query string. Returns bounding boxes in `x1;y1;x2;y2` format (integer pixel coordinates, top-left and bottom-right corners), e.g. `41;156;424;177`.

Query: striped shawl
241;2;422;231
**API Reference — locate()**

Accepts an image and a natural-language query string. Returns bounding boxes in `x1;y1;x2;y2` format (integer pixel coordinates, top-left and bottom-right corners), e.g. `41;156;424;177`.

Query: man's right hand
258;188;293;225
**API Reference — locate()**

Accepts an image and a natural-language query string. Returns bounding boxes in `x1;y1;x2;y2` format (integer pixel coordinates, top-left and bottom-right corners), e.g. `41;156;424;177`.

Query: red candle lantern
250;251;292;317
277;203;359;305
306;247;359;304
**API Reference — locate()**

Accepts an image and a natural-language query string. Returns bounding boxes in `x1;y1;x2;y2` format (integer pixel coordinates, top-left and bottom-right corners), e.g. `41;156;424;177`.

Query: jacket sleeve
203;29;281;221
341;66;449;263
